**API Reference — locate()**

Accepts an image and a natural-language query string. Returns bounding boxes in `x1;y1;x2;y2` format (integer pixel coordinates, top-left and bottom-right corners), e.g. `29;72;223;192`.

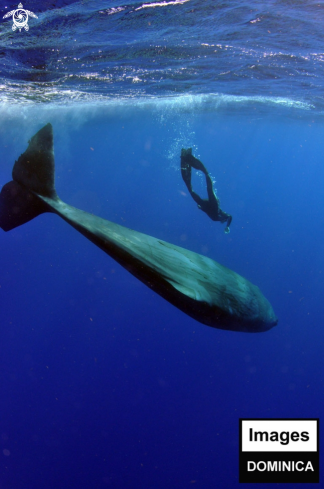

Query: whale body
0;124;278;333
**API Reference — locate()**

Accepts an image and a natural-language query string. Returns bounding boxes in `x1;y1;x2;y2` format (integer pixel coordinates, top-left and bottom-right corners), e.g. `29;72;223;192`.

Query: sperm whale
0;124;277;333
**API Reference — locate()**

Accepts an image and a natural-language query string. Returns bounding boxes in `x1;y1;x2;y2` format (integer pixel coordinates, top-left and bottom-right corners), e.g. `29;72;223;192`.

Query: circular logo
13;9;28;30
3;3;38;33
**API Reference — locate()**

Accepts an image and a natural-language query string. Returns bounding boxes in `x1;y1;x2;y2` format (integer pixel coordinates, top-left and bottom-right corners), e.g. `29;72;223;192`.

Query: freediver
180;148;232;234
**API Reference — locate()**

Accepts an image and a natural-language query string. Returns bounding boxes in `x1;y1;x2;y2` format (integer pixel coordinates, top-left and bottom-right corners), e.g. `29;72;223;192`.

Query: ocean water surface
0;1;324;488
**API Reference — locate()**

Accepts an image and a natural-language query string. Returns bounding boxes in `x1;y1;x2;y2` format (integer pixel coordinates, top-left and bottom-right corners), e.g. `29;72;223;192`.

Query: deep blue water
1;1;324;488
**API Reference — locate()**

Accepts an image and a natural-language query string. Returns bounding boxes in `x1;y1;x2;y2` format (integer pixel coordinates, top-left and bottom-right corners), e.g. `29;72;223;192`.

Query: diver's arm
224;214;232;234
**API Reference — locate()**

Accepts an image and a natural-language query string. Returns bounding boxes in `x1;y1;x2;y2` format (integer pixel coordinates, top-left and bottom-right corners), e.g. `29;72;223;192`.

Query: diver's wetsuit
181;148;232;233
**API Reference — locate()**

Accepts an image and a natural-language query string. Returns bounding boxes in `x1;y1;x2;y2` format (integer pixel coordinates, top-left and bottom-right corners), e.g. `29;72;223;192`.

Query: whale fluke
0;123;55;232
13;122;56;199
0;124;278;333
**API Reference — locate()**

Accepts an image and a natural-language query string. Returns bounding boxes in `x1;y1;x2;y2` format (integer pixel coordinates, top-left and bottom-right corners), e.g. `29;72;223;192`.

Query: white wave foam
135;0;190;11
0;90;314;125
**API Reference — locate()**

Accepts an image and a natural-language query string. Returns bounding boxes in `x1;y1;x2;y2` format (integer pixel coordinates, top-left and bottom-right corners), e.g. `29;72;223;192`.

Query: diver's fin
0;123;57;232
12;123;57;199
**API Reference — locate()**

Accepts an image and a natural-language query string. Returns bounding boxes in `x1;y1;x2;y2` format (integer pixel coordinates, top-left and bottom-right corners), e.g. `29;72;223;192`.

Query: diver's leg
181;148;210;211
190;191;205;209
205;171;221;217
180;149;193;191
205;172;215;200
181;161;192;191
191;157;208;174
181;165;204;208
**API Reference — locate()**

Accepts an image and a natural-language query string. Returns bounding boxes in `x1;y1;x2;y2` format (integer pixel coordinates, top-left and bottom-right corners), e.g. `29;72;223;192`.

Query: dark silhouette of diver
181;148;232;234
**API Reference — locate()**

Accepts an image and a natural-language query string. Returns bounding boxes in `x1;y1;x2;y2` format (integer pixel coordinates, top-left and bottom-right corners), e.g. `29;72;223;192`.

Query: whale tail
0;123;57;232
